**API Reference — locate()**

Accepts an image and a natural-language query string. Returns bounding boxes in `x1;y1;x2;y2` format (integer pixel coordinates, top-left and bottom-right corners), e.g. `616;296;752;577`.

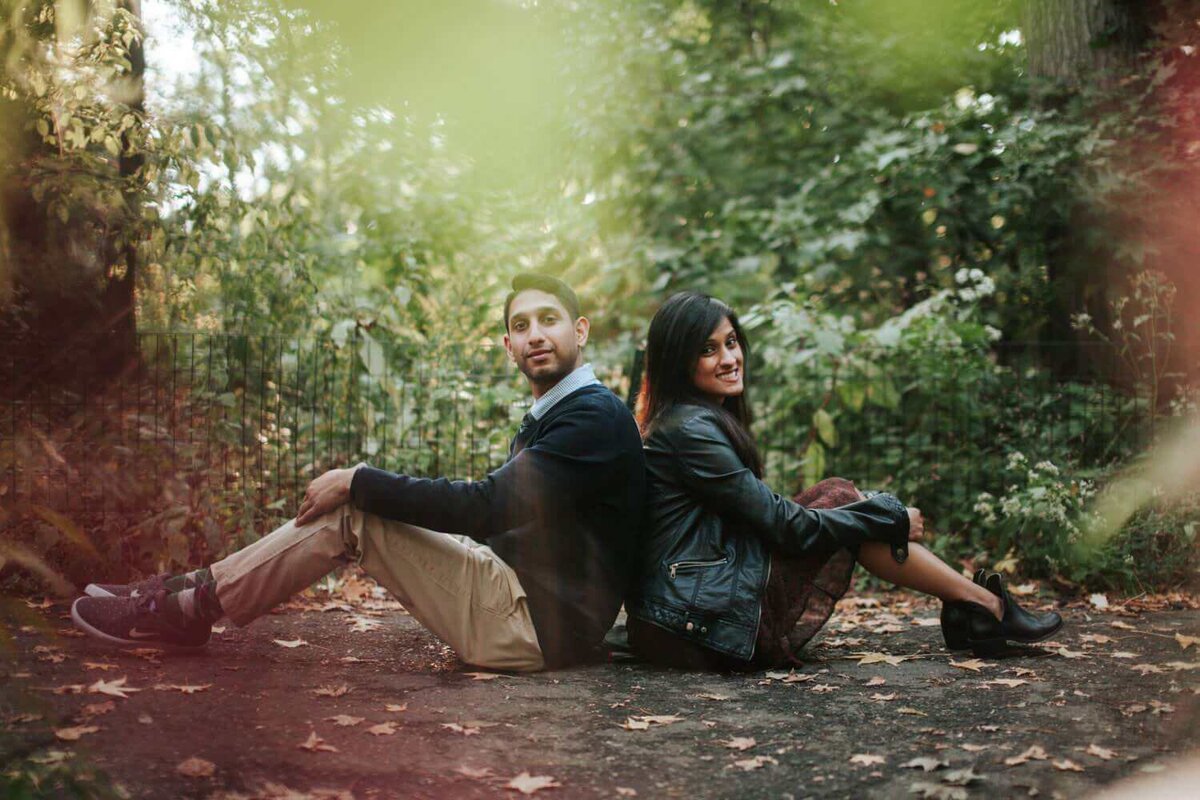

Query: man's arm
347;402;620;538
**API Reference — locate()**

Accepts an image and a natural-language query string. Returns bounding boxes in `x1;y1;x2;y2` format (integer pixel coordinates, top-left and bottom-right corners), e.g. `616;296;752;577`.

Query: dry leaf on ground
1053;759;1084;772
55;725;100;741
1005;745;1049;766
870;692;898;701
83;661;118;671
850;753;886;767
273;638;309;648
982;679;1028;688
455;766;495;779
865;676;887;686
441;722;481;736
77;701;115;719
858;652;906;666
949;659;987;672
367;722;398;736
464;671;509;681
730;755;777;772
897;707;928;717
88;677;142;699
616;788;637;797
1175;634;1198;650
910;781;967;800
901;756;948;772
326;715;364;727
384;703;408;712
313;684;351;698
176;757;216;778
696;692;733;701
722;737;756;751
505;772;561;794
155;683;212;694
297;731;338;753
1084;744;1117;760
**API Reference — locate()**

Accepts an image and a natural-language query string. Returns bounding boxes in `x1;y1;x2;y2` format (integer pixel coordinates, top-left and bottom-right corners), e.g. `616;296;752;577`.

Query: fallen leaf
616;788;637;797
55;725;100;741
1089;593;1109;610
1007;583;1037;596
696;692;733;701
722;737;756;751
505;772;561;794
8;712;43;724
1110;620;1137;631
326;715;364;727
313;684;351;698
367;722;398;736
1052;647;1088;659
1150;700;1175;715
1084;744;1117;760
1010;667;1038;677
909;782;967;800
1078;634;1113;645
982;679;1028;688
780;672;817;683
88;677;142;699
850;753;886;767
960;744;989;753
809;684;838;693
626;714;683;727
455;766;495;779
1164;661;1200;671
898;707;928;717
347;617;381;633
621;718;650;731
942;767;983;786
441;722;481;736
858;652;906;666
137;714;153;725
730;755;777;771
464;671;508;681
865;676;887;686
83;661;119;671
273;638;308;648
1175;634;1199;650
1109;651;1137;659
870;692;898;701
77;701;115;719
1005;745;1049;766
1122;703;1148;716
900;756;948;772
125;648;163;662
28;750;72;765
176;757;216;778
950;659;987;672
384;703;408;712
1053;759;1084;772
297;731;337;753
25;598;54;610
156;683;212;695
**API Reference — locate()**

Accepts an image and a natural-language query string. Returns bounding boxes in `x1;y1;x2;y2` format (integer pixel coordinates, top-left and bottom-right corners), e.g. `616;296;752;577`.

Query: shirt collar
530;363;600;420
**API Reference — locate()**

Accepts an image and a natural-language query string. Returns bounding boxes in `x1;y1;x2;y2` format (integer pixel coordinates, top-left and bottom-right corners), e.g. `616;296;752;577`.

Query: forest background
1;0;1198;595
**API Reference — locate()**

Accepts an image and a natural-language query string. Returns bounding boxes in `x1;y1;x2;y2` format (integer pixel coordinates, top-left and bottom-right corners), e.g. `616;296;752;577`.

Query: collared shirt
529;363;601;420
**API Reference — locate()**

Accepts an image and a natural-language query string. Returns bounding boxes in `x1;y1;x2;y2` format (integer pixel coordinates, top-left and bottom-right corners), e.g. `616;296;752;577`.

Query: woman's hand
296;467;356;525
906;507;925;542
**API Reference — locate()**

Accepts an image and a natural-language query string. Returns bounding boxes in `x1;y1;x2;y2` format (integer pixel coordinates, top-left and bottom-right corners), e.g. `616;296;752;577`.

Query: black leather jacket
626;402;911;662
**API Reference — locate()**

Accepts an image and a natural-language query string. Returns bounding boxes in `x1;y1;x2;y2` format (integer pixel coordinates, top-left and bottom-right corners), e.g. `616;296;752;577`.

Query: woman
626;292;1063;670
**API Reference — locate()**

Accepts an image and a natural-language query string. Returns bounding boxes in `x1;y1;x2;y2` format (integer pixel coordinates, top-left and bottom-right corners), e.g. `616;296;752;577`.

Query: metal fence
0;332;1161;543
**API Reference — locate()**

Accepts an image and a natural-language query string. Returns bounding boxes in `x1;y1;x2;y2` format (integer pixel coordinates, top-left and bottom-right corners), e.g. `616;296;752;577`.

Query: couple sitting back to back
73;273;1062;672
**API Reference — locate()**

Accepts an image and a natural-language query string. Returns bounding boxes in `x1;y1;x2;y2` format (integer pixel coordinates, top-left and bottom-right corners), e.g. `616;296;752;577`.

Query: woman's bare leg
856;541;1002;620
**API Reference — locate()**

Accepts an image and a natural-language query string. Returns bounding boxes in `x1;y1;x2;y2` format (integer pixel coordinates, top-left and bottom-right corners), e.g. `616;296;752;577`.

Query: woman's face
692;316;744;402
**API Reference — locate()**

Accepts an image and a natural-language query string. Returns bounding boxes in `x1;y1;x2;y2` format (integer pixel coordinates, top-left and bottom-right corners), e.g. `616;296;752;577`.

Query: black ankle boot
939;569;988;650
945;573;1064;656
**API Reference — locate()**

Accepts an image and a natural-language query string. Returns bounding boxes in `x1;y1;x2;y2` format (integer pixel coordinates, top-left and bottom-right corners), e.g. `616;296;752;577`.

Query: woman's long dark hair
636;292;763;477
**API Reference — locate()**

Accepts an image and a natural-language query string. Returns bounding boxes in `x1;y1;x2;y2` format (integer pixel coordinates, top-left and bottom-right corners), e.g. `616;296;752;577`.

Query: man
72;273;646;670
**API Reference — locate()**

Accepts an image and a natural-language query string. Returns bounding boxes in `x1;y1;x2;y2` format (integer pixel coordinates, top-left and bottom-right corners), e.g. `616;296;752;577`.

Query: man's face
503;289;589;394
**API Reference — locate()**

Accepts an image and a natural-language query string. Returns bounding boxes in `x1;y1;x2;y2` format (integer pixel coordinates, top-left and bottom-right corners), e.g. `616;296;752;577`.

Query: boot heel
968;638;1005;657
943;628;969;650
940;603;971;650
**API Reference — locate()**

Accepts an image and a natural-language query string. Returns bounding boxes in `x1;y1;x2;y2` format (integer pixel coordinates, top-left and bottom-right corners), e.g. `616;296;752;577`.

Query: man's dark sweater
348;384;645;668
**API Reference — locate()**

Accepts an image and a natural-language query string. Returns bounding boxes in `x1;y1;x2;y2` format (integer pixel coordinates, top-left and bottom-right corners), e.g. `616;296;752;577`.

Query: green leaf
801;442;826;489
813;408;837;447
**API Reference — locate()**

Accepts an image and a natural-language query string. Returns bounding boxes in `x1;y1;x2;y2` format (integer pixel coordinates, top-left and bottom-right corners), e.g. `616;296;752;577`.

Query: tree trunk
1022;0;1148;84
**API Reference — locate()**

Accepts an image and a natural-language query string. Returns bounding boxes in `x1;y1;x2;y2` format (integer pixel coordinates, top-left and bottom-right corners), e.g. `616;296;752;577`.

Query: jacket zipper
668;557;728;579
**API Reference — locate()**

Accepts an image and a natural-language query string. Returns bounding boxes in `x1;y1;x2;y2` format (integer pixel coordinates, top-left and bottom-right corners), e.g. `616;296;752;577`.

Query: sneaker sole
70;598;207;652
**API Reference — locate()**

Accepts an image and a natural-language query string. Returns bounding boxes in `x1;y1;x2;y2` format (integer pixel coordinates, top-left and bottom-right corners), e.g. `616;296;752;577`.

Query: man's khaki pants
209;504;545;672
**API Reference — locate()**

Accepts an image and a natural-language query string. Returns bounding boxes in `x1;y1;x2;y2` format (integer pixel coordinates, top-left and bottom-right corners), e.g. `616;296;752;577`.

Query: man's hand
296;467;357;525
906;507;925;542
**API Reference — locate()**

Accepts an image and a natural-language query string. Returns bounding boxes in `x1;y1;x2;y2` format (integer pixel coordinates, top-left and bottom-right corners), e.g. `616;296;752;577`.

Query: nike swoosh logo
127;628;160;639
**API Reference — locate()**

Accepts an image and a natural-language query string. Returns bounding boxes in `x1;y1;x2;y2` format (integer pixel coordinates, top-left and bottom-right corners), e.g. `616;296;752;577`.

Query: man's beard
520;350;577;387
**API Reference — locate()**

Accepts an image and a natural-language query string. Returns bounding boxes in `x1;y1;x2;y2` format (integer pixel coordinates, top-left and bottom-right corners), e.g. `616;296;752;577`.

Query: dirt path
3;587;1198;799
